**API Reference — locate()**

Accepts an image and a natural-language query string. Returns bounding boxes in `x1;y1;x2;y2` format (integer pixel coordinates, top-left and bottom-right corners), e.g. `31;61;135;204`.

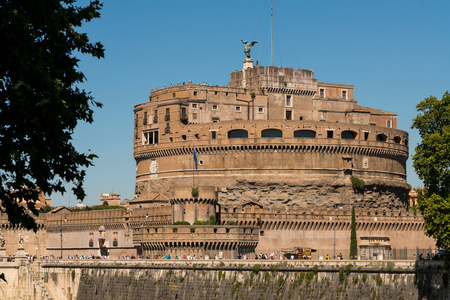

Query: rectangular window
143;130;159;145
193;91;197;96
364;132;369;140
192;103;197;109
285;110;292;120
143;112;147;125
327;131;334;139
320;88;325;97
386;120;392;128
154;110;158;123
212;117;219;122
193;113;197;119
165;108;170;121
258;107;264;113
211;131;217;139
212;104;218;110
286;95;292;107
342;90;347;99
235;106;241;112
172;93;175;98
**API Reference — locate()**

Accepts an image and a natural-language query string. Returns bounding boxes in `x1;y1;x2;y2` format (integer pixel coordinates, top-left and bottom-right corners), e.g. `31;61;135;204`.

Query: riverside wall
10;259;445;300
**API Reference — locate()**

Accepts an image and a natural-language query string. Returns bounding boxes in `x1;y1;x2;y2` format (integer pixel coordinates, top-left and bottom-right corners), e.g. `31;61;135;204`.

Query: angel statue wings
241;39;258;59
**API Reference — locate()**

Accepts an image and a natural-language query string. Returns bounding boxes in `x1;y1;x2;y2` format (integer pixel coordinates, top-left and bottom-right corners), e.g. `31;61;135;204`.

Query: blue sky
52;0;450;207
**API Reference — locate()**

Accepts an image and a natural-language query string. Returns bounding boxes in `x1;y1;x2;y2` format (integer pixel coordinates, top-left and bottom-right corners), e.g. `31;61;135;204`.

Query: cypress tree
350;205;358;259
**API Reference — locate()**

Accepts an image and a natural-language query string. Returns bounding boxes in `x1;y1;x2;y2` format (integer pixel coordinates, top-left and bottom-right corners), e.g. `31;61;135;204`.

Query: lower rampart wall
32;260;449;300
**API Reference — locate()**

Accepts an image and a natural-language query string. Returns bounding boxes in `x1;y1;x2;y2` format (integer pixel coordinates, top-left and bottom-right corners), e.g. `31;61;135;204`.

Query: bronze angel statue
241;39;258;59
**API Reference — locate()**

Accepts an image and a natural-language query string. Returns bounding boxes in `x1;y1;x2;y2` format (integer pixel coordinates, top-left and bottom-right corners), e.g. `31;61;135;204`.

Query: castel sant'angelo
0;48;436;261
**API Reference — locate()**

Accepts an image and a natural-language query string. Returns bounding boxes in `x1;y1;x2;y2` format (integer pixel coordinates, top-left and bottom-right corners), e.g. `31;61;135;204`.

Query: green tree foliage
350;176;365;192
0;0;104;231
411;91;450;262
350;205;357;259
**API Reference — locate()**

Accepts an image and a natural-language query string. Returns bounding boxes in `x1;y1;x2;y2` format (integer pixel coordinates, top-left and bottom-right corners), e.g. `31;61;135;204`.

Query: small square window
225;92;228;96
193;91;197;96
212;104;218;110
235;106;241;112
214;91;218;95
212;117;219;122
260;231;264;236
320;88;325;97
327;131;334;139
192;103;197;109
258;107;264;113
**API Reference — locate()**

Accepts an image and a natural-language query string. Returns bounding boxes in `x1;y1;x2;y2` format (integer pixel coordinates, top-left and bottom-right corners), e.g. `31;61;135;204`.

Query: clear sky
51;0;450;207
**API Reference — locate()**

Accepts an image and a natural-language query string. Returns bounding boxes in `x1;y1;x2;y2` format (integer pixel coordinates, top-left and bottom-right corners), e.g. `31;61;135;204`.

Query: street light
141;213;148;258
333;205;342;260
60;216;67;259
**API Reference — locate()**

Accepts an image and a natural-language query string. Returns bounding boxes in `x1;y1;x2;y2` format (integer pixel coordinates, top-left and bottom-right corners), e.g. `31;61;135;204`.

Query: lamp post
60;216;67;259
141;213;148;258
333;205;342;260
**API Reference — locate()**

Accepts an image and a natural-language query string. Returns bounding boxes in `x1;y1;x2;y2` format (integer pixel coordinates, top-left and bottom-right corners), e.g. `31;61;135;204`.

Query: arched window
261;129;282;138
341;130;357;139
228;129;248;139
393;136;401;144
294;130;316;138
376;134;387;142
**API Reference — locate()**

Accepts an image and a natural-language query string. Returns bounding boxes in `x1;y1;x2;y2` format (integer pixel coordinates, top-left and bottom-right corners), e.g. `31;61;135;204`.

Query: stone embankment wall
39;260;449;300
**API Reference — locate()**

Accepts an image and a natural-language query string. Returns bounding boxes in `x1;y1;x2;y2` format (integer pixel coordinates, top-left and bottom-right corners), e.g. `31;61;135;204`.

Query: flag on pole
193;147;198;170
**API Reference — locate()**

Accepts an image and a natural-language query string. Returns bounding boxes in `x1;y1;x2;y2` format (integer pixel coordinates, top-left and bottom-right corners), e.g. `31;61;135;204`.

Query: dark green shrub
252;264;261;273
376;274;382;286
173;221;190;225
192;187;199;197
362;273;367;283
225;220;237;225
350;206;358;259
350;176;365;191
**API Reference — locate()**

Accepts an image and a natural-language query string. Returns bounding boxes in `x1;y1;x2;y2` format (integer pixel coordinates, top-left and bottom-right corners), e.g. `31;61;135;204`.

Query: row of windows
227;129;401;143
142;129;404;145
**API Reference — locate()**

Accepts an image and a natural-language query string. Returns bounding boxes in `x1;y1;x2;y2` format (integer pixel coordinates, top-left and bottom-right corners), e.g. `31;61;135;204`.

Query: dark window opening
394;136;401;144
193;91;197;96
143;112;147;125
261;129;283;138
182;135;186;140
327;131;334;139
364;132;369;140
341;131;356;139
294;130;316;138
165;108;170;121
228;129;248;139
320;88;325;97
285;110;292;120
376;134;387;142
211;131;217;139
154;110;158;123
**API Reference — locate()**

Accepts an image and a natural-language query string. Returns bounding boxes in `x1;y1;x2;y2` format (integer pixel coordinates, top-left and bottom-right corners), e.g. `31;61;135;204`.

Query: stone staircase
27;263;54;300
